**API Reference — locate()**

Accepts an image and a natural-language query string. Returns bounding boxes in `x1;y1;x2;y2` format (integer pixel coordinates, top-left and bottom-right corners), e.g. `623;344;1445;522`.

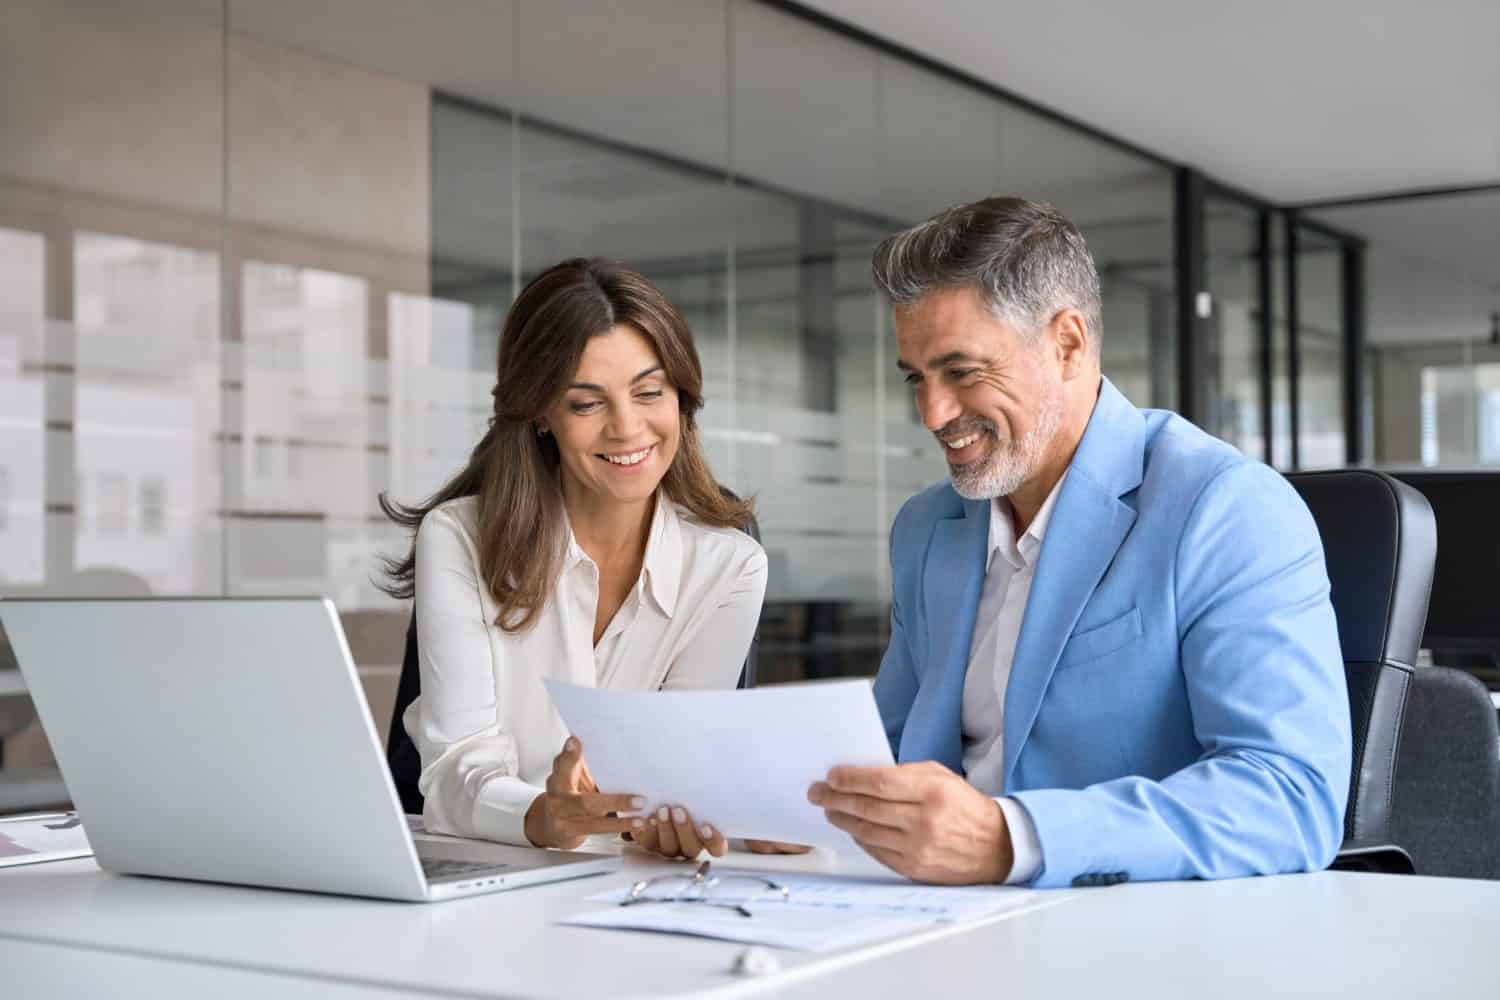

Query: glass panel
232;262;370;607
1295;227;1346;469
0;227;47;587
73;233;222;596
1201;197;1262;456
1310;191;1500;468
996;107;1176;411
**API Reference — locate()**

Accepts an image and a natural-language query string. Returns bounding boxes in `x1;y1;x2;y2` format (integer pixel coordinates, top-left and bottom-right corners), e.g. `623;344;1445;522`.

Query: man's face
894;286;1065;501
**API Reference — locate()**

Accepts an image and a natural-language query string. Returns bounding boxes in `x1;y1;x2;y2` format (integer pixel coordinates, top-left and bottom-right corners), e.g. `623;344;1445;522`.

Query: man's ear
1050;308;1091;379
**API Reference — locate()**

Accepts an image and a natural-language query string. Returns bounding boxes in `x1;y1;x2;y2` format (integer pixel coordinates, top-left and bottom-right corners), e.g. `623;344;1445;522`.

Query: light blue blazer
874;378;1352;888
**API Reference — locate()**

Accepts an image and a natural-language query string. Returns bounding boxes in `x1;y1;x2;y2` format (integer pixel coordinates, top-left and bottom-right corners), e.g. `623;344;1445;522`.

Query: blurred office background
2;1;1498;779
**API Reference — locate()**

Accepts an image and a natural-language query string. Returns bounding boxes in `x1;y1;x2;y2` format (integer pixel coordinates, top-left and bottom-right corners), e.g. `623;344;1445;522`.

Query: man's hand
808;761;1013;884
524;738;641;850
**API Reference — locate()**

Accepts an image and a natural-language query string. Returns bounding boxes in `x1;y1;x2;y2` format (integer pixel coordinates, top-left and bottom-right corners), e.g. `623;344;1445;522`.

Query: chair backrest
385;492;763;816
1389;666;1500;879
1284;470;1436;851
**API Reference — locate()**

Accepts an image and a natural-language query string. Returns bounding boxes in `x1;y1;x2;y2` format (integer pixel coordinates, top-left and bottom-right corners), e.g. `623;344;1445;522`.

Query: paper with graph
544;680;894;850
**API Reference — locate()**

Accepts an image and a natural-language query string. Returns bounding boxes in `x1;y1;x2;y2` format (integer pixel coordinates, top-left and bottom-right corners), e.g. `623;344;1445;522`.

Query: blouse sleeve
658;540;769;691
404;506;544;846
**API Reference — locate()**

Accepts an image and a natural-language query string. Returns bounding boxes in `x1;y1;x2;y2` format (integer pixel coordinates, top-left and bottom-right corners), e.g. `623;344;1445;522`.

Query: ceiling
801;0;1500;204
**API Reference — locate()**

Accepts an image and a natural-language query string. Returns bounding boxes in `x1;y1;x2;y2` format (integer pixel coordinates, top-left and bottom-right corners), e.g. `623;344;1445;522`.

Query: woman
380;258;763;859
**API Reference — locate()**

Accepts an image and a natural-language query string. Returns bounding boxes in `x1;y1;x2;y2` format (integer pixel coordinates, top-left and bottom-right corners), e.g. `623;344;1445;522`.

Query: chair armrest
1330;839;1415;875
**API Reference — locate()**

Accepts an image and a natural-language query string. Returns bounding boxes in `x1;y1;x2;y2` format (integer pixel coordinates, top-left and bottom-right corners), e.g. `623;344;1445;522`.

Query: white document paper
544;679;894;850
567;876;1070;952
589;871;1052;923
563;902;933;953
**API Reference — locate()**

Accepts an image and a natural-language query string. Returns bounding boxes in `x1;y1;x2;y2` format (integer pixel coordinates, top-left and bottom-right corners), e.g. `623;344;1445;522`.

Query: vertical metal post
1256;210;1274;465
1285;214;1302;470
1174;168;1206;423
1342;240;1366;466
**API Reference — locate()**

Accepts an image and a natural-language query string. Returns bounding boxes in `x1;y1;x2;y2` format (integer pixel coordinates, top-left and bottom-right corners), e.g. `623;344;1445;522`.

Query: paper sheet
563;902;933;953
566;875;1070;952
544;680;894;850
589;871;1051;922
0;812;93;868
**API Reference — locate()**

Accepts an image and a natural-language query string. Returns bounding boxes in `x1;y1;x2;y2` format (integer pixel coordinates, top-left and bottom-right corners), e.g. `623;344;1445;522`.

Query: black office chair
386;492;762;816
1285;469;1436;874
1387;666;1500;880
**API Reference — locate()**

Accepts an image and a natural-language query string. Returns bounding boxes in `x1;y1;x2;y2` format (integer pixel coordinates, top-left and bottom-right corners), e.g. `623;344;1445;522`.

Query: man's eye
636;389;665;401
903;372;922;386
949;368;979;380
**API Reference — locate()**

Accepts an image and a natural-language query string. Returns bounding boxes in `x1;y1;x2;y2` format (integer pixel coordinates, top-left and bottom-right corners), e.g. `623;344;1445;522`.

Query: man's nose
917;385;962;435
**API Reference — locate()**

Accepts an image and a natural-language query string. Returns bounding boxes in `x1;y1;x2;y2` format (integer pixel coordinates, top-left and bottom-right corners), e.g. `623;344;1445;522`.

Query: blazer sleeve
1012;461;1352;887
873;499;923;758
405;506;543;846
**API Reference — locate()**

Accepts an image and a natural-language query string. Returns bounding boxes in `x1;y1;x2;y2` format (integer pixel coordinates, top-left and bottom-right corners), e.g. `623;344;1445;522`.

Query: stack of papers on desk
562;872;1069;952
0;812;92;868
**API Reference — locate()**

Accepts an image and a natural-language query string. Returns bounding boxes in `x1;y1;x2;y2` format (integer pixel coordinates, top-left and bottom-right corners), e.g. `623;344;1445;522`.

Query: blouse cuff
470;775;546;847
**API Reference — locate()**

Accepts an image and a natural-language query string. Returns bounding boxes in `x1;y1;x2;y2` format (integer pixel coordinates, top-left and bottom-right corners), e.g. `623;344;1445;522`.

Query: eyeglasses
621;860;790;918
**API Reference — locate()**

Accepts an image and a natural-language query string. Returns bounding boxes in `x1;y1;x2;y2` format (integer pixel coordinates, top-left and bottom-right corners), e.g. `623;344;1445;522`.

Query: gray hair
872;196;1102;351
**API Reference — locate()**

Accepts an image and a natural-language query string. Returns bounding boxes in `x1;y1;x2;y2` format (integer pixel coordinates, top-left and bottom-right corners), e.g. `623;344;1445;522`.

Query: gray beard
949;390;1063;501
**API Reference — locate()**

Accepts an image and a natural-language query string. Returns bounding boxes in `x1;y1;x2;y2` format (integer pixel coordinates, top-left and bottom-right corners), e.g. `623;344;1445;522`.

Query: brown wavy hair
378;257;752;632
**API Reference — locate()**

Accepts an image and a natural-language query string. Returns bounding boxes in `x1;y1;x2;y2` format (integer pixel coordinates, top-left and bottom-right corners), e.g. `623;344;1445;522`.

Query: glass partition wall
4;0;1379;783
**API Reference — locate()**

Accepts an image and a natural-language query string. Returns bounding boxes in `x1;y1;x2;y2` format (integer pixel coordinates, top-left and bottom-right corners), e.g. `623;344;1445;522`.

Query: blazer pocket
1055;607;1142;672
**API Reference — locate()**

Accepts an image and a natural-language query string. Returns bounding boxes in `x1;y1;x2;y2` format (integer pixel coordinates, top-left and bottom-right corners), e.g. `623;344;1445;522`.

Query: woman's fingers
671;807;703;859
627;817;658;852
653;807;681;857
699;822;728;858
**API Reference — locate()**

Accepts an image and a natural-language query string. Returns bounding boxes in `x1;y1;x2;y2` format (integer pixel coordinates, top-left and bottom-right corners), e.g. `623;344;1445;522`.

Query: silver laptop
0;597;619;902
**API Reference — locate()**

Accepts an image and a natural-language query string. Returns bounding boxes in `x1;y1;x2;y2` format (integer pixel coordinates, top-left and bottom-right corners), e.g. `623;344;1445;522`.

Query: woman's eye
636;389;665;401
568;401;600;414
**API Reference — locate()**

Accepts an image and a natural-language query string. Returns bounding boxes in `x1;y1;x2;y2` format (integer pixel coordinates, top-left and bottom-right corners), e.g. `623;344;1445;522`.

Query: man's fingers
860;841;914;879
824;764;928;803
812;786;923;830
824;808;907;852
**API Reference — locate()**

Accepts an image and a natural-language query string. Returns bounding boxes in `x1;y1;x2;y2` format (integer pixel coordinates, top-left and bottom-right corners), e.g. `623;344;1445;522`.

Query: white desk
3;852;1498;999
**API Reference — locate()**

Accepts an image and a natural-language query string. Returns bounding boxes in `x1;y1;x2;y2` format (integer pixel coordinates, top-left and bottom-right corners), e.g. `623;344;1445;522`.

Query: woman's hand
628;805;729;860
524;738;641;850
744;839;813;855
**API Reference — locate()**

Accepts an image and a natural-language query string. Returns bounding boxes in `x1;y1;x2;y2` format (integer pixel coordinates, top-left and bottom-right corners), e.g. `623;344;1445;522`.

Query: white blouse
403;493;768;846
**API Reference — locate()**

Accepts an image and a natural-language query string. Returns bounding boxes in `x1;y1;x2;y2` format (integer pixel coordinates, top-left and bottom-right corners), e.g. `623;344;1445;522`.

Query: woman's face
542;324;681;508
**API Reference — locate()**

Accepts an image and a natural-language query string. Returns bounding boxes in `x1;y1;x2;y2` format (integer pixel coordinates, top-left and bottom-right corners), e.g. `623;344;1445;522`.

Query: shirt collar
561;492;681;618
987;470;1068;572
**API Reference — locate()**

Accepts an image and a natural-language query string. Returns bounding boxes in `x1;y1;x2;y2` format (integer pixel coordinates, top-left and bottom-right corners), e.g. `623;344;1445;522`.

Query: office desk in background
3;851;1498;999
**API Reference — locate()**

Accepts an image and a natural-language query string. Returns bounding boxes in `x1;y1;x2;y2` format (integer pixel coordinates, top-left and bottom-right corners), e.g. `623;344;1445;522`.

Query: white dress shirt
960;472;1067;884
404;493;768;847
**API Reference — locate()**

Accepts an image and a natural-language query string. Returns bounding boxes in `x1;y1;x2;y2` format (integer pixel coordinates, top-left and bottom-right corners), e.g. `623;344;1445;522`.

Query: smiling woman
376;258;767;860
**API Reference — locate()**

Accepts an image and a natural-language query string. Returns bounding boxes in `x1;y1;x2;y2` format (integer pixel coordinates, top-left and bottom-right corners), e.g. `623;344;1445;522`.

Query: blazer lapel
1001;378;1144;792
904;500;988;771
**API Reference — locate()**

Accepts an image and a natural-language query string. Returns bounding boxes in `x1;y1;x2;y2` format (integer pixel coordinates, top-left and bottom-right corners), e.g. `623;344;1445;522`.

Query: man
808;196;1351;888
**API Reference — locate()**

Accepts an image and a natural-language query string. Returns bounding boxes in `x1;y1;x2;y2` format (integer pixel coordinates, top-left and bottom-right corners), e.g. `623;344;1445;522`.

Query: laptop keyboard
421;857;512;883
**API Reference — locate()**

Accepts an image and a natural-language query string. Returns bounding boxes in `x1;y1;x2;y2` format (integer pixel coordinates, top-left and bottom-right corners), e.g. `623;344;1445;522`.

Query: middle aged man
808;195;1351;889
